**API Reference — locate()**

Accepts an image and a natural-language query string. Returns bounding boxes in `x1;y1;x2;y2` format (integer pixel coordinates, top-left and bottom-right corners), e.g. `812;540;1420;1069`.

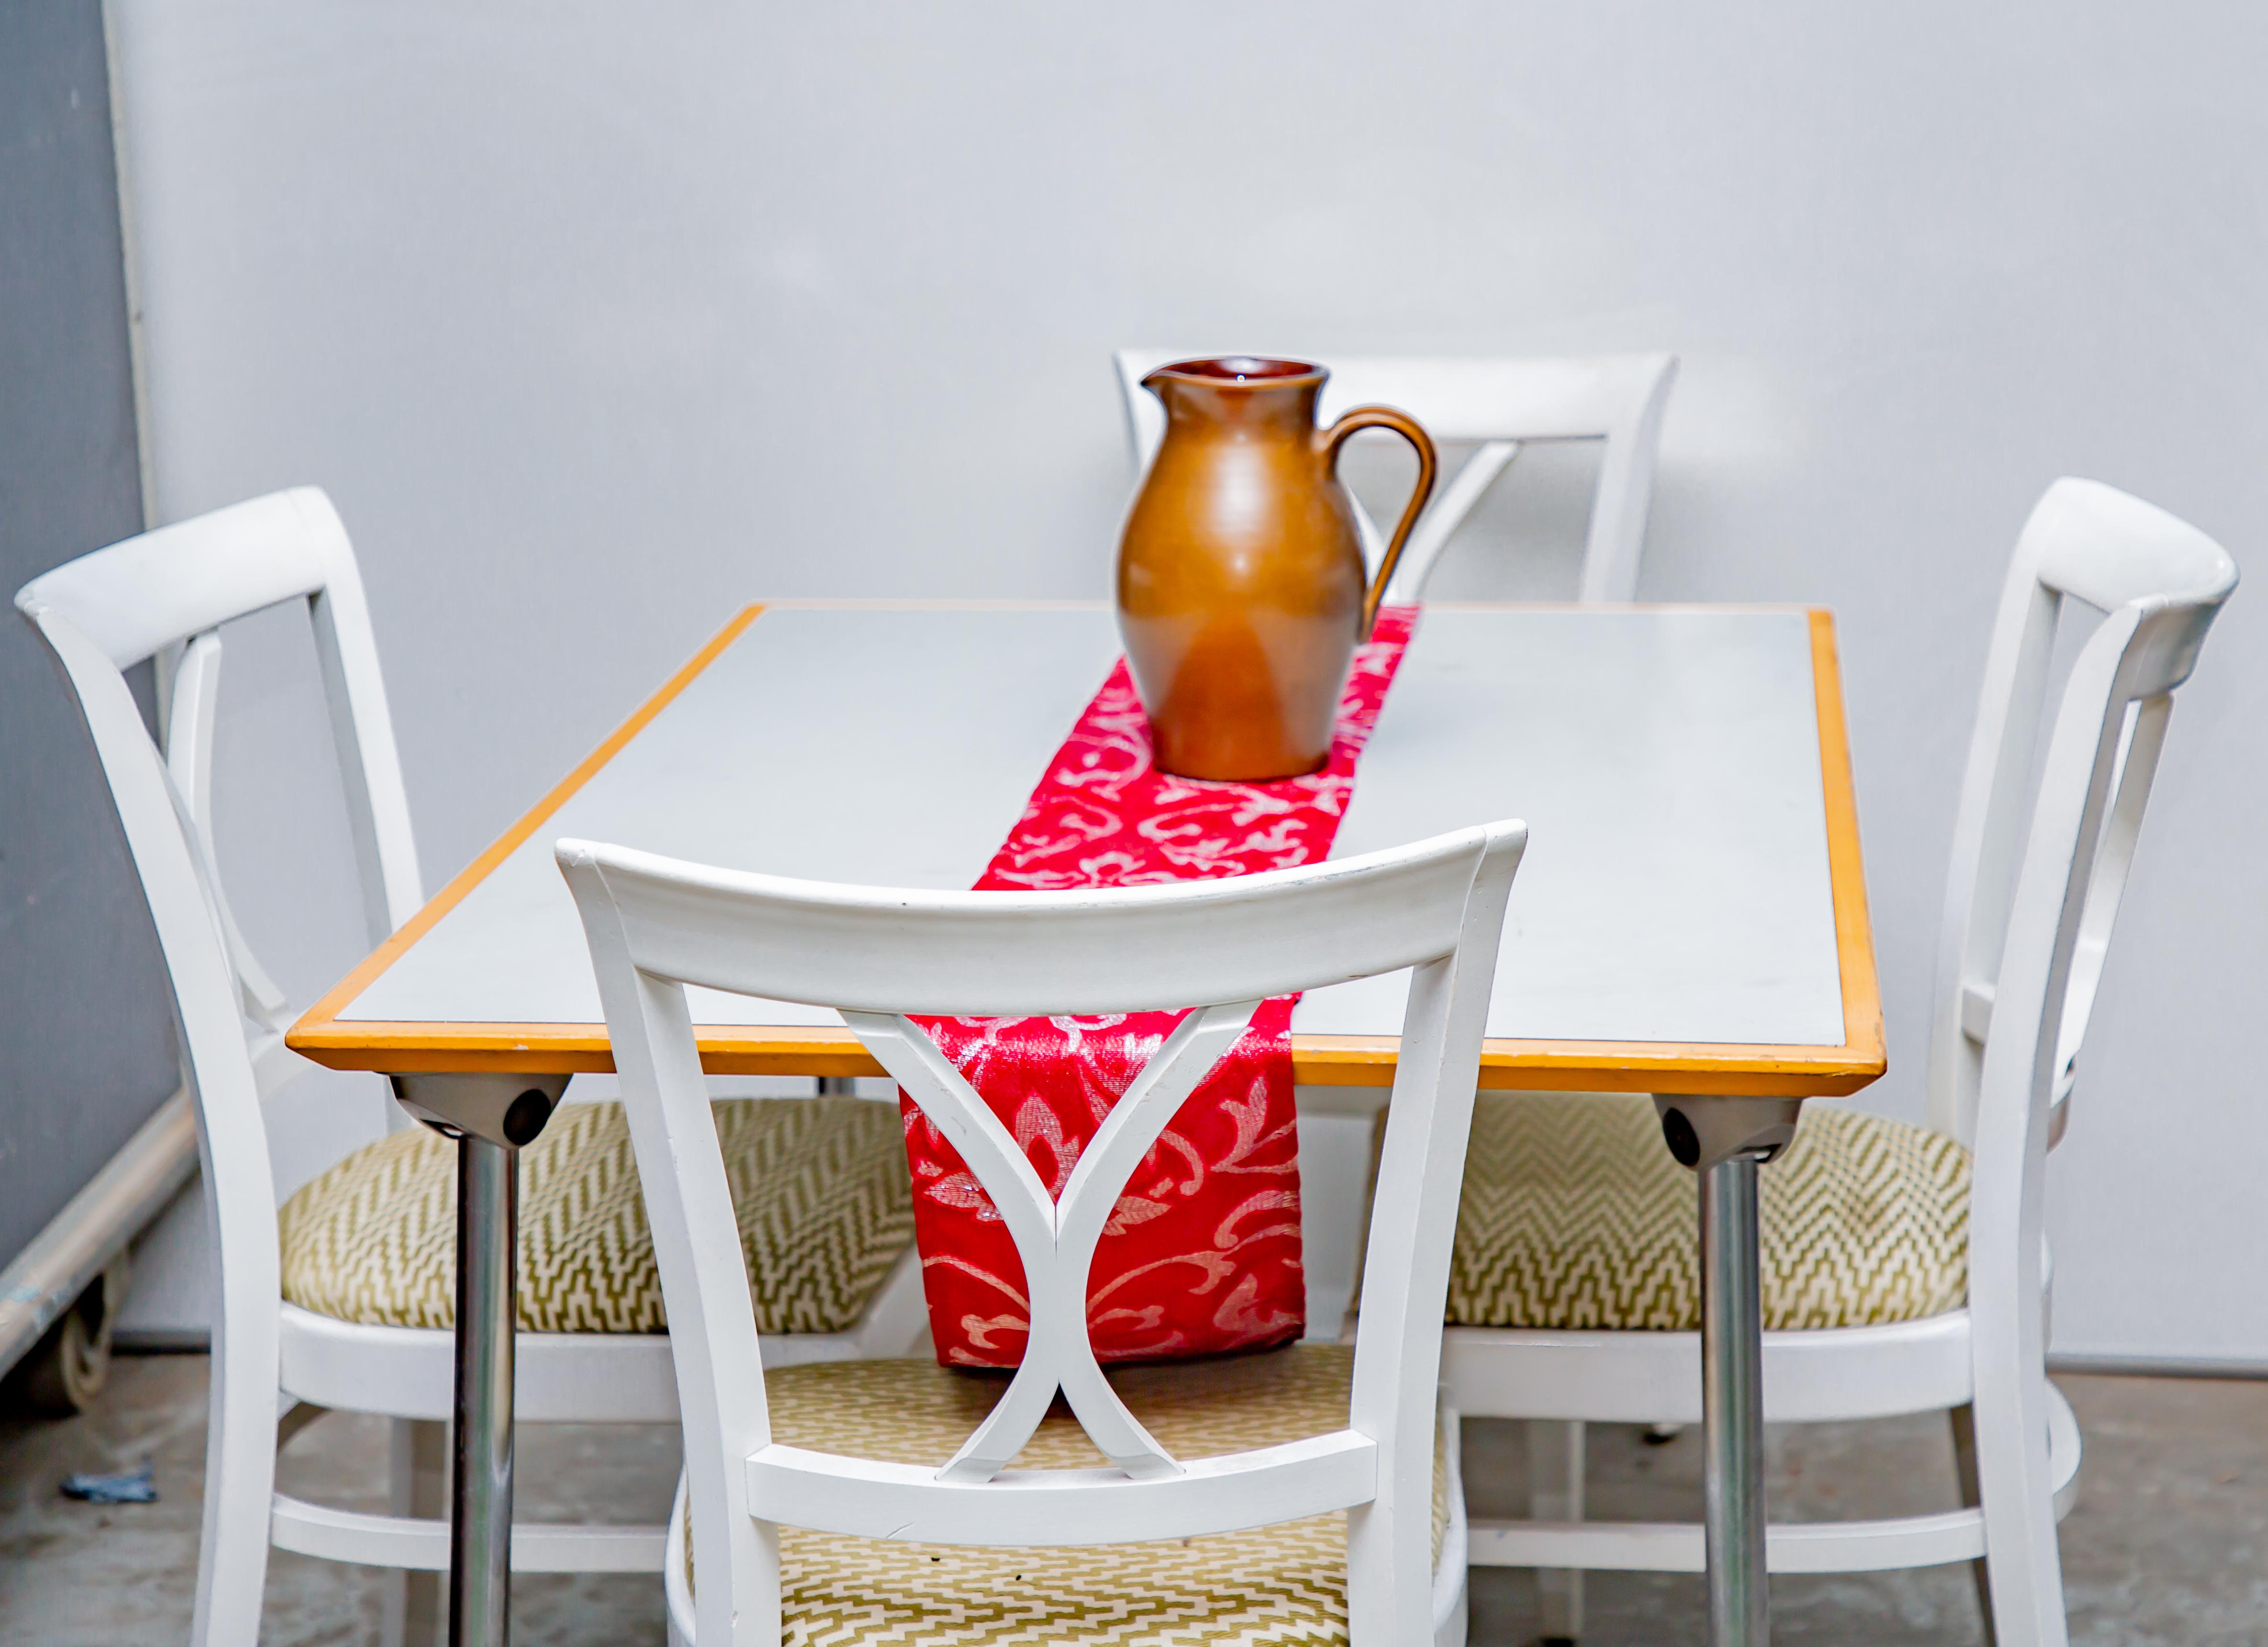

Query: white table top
295;602;1882;1095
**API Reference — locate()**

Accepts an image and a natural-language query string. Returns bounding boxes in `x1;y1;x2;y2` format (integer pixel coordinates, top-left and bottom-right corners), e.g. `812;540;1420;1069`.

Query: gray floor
2;1353;2262;1645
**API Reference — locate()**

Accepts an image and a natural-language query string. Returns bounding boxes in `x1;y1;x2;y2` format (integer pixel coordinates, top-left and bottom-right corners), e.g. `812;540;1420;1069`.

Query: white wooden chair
557;817;1528;1647
1436;478;2237;1646
15;488;926;1646
1113;351;1678;604
1120;347;1677;1637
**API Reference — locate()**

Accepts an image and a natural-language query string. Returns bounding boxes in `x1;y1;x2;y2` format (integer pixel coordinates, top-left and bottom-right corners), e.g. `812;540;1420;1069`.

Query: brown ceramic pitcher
1117;356;1438;780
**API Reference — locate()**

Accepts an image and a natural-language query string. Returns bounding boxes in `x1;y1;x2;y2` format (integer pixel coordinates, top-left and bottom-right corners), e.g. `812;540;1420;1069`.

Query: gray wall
107;2;2268;1363
0;1;177;1268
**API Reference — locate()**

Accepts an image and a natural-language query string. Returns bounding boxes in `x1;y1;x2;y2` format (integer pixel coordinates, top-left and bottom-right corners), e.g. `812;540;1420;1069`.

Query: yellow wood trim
289;605;770;1051
290;601;1888;1099
287;1020;1882;1095
1808;608;1888;1082
1423;600;1824;615
754;597;1109;611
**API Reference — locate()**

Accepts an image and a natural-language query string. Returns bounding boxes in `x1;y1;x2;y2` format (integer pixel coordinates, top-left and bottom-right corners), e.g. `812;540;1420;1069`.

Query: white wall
107;1;2268;1364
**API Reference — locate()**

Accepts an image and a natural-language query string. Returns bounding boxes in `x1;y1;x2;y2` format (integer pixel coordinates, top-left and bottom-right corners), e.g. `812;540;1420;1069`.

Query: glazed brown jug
1117;356;1438;780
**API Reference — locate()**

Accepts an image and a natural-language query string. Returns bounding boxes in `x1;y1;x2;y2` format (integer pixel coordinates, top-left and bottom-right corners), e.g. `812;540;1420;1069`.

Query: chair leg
1528;1418;1585;1644
1969;1358;2070;1647
1947;1404;1998;1647
380;1418;449;1647
189;1343;279;1645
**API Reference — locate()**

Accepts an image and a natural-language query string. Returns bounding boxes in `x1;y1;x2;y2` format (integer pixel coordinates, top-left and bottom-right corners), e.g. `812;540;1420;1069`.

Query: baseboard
0;1088;199;1380
114;1328;210;1353
2049;1350;2268;1380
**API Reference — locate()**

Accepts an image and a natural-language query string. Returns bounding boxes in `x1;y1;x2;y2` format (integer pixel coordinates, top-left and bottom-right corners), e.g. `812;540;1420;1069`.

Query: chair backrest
1926;479;2236;1154
560;821;1526;1647
16;487;423;1093
1114;350;1677;603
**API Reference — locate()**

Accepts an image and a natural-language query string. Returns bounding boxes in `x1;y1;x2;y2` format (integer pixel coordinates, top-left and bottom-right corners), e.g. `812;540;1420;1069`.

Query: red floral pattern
901;607;1418;1367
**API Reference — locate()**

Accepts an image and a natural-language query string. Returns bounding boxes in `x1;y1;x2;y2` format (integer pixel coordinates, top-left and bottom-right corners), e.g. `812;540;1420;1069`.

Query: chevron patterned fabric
688;1344;1449;1647
1446;1092;1971;1331
278;1097;914;1335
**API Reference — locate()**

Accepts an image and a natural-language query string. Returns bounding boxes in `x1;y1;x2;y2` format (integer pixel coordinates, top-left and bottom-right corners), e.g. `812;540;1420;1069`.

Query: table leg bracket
1653;1093;1802;1174
391;1072;570;1149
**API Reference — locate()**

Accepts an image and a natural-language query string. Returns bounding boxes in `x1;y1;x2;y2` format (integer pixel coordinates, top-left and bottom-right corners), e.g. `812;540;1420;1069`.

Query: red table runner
902;606;1419;1367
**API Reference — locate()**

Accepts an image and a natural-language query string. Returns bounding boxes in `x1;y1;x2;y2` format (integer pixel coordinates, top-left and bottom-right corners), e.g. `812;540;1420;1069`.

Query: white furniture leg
1969;1304;2070;1647
1529;1418;1586;1643
383;1418;449;1647
1947;1404;1999;1647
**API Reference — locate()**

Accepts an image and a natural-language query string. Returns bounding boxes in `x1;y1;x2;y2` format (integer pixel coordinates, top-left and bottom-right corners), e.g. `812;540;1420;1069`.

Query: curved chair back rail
1114;350;1676;604
559;820;1526;1647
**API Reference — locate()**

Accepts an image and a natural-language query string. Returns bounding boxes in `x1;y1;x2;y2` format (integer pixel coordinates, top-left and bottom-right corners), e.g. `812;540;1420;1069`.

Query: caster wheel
15;1257;129;1417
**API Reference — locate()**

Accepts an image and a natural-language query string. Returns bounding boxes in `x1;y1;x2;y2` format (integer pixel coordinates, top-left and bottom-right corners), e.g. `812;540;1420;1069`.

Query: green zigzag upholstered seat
1447;1092;1971;1332
682;1345;1449;1647
278;1097;913;1335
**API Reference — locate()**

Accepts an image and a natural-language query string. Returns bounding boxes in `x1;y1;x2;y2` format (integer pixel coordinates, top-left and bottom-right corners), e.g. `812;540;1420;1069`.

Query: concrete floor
2;1353;2263;1645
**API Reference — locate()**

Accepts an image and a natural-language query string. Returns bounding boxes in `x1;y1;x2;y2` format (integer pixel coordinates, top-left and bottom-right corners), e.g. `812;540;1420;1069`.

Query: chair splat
844;998;1264;1485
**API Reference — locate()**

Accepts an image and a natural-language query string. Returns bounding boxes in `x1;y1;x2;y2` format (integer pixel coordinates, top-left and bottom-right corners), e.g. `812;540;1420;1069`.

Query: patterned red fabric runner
901;606;1419;1367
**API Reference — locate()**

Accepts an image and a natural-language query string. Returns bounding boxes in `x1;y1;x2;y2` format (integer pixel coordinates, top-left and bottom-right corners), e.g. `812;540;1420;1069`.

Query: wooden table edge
290;601;1888;1102
1807;608;1888;1090
286;1022;1883;1097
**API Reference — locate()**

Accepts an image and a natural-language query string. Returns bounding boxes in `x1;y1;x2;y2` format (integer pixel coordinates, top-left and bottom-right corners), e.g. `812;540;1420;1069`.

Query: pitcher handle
1317;405;1439;638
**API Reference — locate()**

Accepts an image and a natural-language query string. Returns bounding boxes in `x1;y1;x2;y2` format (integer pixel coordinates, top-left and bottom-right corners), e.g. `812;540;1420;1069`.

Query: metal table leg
1655;1094;1802;1647
453;1135;516;1644
392;1073;568;1647
1702;1152;1767;1647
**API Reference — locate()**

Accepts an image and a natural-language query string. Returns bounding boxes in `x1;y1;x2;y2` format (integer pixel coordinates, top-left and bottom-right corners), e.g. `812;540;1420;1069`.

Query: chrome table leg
1702;1152;1767;1647
1655;1094;1802;1647
452;1135;516;1644
392;1074;568;1647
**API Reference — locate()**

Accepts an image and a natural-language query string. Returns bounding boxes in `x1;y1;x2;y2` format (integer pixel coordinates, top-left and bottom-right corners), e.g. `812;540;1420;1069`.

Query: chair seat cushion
278;1097;914;1335
1447;1093;1971;1331
697;1344;1447;1647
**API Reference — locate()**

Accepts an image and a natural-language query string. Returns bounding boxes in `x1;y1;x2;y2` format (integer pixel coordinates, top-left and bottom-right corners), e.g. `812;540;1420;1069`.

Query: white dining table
292;600;1884;1647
